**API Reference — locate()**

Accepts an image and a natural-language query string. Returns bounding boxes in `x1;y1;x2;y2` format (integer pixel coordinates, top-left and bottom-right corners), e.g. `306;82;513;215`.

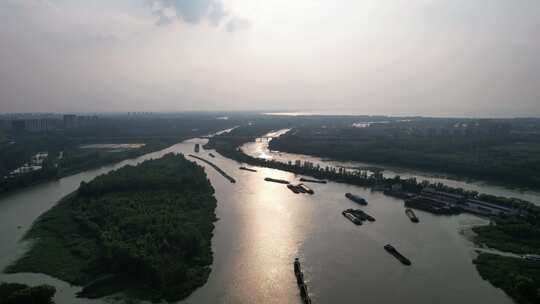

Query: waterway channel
0;129;527;303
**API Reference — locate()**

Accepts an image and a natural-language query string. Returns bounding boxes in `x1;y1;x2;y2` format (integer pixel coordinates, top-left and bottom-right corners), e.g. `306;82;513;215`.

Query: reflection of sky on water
242;129;540;205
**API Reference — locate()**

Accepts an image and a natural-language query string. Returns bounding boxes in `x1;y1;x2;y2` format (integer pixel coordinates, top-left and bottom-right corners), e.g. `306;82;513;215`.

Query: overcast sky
1;0;539;117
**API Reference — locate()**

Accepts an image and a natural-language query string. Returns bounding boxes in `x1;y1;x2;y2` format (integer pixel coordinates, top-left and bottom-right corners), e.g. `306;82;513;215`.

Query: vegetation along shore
5;153;218;302
206;124;540;304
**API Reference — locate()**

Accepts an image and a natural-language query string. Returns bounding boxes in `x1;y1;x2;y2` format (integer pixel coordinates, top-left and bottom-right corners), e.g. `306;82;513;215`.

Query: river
0;129;526;304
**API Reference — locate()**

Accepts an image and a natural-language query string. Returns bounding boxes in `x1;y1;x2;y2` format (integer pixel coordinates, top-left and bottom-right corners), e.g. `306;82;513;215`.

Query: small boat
405;208;419;223
384;244;411;266
209;153;215;158
194;144;200;153
345;193;367;205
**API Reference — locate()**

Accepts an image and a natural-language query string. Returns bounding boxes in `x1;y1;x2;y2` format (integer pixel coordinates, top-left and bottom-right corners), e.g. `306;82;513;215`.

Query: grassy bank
474;253;540;304
6;154;217;302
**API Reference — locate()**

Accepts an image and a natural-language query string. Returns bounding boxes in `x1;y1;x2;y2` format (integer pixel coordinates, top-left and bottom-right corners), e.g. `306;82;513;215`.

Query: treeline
474;254;540;304
211;124;540;304
207;126;539;213
0;282;55;304
57;141;174;177
6;154;217;302
0;158;58;194
269;126;540;189
0;114;242;195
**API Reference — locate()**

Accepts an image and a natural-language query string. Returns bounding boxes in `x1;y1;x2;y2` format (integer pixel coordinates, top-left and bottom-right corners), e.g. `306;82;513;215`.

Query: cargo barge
345;193;367;205
300;177;327;184
405;208;419;223
287;184;301;194
344;208;375;222
264;177;290;184
294;258;312;304
342;210;363;225
384;244;411;266
239;166;257;172
194;143;200;153
297;183;314;194
188;154;236;183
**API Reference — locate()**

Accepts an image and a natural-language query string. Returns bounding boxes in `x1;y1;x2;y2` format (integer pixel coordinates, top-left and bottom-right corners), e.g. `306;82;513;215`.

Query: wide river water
2;129;538;303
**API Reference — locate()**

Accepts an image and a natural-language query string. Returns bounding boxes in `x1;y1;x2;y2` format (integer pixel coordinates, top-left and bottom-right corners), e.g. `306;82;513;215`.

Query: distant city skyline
1;0;539;117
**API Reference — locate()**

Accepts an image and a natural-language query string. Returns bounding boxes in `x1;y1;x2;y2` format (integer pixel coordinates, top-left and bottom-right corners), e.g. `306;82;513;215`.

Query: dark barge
188;154;236;183
344;208;375;222
384;244;411;266
265;177;290;184
405;208;419;223
345;193;367;205
300;177;327;184
342;210;363;225
239;166;257;172
294;258;312;304
287;184;301;194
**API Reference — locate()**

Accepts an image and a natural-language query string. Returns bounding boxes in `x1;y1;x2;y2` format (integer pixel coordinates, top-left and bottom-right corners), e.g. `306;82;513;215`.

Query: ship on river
239;166;257;172
287;184;301;194
194;144;200;153
345;193;367;205
294;258;312;304
342;210;363;225
297;183;314;194
384;244;411;266
300;177;327;184
265;177;290;184
405;208;419;223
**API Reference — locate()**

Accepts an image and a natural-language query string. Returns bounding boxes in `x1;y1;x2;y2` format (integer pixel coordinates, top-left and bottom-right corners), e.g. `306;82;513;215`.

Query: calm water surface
0;131;522;304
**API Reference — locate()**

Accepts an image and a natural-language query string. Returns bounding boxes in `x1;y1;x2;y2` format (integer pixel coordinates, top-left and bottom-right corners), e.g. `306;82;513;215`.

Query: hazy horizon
1;0;539;117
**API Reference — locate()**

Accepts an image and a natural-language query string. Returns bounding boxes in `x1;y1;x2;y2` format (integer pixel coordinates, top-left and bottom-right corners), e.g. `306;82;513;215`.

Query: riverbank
207;125;540;304
0;140;176;197
269;123;540;191
474;253;540;304
207;127;539;212
0;282;56;304
5;154;218;302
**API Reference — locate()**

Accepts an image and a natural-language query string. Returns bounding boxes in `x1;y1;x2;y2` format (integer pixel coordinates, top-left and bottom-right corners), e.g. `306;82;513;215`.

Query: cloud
151;0;249;32
226;17;251;33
